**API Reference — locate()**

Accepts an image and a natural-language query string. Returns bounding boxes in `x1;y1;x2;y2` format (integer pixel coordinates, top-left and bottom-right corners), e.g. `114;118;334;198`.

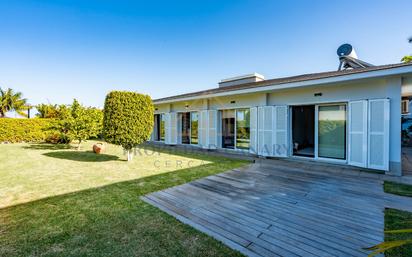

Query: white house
150;46;412;176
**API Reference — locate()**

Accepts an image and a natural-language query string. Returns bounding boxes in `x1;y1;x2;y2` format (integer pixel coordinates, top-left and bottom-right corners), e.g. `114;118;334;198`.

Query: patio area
142;158;412;257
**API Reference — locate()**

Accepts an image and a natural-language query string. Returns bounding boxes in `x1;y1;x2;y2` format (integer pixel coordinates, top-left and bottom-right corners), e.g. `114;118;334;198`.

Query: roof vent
337;43;374;71
219;73;265;88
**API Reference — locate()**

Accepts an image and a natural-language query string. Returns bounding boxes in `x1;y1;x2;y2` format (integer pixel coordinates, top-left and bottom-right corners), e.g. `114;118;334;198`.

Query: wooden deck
141;158;412;257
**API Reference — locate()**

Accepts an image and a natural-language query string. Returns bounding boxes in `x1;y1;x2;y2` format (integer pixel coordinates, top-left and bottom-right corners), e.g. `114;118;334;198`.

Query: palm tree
0;88;28;117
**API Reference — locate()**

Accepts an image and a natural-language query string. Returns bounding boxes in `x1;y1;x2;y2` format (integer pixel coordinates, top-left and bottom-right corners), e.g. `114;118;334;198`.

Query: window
190;112;198;144
236;109;250;150
160;114;165;141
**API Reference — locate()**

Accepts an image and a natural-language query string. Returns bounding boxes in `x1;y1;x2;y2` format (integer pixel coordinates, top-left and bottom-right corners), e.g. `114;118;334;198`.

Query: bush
0;118;54;143
47;100;103;146
103;91;154;161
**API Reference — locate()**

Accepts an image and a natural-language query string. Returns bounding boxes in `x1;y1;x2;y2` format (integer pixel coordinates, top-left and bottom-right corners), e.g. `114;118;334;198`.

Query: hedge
103;91;154;150
0;118;54;143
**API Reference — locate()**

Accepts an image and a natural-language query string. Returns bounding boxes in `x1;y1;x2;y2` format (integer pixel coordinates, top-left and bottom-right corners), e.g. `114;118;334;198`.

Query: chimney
219;73;265;88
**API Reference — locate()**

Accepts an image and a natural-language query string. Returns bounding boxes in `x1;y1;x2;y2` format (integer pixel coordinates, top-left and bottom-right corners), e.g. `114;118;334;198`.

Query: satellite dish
337;43;358;59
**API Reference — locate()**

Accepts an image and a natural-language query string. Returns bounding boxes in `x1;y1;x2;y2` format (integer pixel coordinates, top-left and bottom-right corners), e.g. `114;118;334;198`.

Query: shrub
103;91;154;161
51;99;103;148
0;118;54;143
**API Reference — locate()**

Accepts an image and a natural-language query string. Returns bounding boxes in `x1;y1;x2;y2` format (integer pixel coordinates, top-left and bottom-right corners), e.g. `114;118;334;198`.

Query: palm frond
364;239;412;257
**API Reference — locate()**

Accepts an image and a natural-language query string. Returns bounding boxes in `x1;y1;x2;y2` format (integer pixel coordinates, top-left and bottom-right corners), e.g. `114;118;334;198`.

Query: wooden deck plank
141;159;410;257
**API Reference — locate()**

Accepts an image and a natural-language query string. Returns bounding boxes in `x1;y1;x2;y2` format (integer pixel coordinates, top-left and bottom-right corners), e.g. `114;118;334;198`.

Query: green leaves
53;99;103;147
0;118;53;142
402;56;412;63
103;91;154;152
0;87;28;117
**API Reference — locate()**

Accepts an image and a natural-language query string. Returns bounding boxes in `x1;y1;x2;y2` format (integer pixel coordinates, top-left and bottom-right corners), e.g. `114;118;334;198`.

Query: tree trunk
127;150;133;161
77;140;81;150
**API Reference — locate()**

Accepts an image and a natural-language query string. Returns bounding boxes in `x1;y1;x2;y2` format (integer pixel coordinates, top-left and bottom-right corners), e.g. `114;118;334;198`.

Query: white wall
154;76;404;175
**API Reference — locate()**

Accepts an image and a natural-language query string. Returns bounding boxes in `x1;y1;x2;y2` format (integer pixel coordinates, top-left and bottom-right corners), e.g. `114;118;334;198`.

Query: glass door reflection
318;105;346;159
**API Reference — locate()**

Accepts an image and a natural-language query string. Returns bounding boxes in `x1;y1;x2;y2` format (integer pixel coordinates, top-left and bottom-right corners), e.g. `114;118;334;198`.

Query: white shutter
368;99;390;171
169;112;178;144
274;106;288;157
250;107;258;154
207;110;218;149
199;110;208;148
348;100;368;167
258;106;274;156
164;113;171;144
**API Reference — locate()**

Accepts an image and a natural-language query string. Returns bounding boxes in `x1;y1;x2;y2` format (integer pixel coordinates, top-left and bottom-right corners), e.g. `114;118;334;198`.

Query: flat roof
154;62;412;104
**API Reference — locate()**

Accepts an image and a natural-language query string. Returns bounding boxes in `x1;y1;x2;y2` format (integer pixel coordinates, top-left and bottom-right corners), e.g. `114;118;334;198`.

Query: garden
0;88;247;256
1;87;412;256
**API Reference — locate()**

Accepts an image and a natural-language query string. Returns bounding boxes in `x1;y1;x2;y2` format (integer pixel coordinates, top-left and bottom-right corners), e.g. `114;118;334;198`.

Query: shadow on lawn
0;156;246;256
23;143;74;150
43;151;120;162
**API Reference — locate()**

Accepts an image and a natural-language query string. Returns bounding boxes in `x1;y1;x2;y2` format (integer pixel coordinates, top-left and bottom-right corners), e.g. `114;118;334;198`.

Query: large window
190;112;198;144
236;109;250;150
160;114;165;141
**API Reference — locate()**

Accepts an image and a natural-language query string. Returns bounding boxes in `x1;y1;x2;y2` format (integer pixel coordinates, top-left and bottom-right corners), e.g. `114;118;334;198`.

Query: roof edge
154;62;412;104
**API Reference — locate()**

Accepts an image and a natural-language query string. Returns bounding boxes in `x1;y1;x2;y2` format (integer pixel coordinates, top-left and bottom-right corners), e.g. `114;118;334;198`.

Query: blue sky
0;0;411;108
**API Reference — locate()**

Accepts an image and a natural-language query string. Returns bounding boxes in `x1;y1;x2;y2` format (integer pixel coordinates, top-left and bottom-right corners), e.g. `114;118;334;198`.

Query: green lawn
0;141;248;257
384;181;412;198
383;181;412;257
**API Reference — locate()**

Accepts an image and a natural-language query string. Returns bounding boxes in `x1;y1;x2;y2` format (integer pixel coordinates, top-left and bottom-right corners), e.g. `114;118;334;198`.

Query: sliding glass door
222;110;235;149
236;109;250;150
181;112;190;144
190;112;198;145
221;109;250;150
317;105;346;159
160;114;165;141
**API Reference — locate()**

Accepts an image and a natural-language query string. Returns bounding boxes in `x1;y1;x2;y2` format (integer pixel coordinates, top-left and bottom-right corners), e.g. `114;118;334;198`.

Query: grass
0;141;248;257
384;181;412;197
383;181;412;257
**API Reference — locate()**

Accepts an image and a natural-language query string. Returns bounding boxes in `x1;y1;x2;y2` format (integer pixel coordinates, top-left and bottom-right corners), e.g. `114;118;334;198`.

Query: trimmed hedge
0;118;54;143
103;91;154;150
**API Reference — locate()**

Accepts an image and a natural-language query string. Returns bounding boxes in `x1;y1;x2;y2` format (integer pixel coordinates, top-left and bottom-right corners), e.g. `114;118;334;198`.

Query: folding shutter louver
207;110;218;149
348;100;368;167
164;113;171;144
250;107;258;154
170;112;178;144
199;110;208;148
258;106;274;156
368;99;390;171
274;106;288;157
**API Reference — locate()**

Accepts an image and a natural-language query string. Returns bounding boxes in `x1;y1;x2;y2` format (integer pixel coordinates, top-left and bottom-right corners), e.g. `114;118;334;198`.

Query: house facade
150;62;412;176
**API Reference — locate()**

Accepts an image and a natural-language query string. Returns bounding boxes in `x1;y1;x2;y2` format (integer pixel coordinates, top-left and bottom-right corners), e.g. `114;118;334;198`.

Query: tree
0;88;28;117
103;91;154;161
52;99;103;148
402;55;412;63
36;104;61;118
67;99;103;149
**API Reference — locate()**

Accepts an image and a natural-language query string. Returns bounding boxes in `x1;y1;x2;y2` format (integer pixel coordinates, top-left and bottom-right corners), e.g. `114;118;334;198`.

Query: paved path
142;159;412;257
